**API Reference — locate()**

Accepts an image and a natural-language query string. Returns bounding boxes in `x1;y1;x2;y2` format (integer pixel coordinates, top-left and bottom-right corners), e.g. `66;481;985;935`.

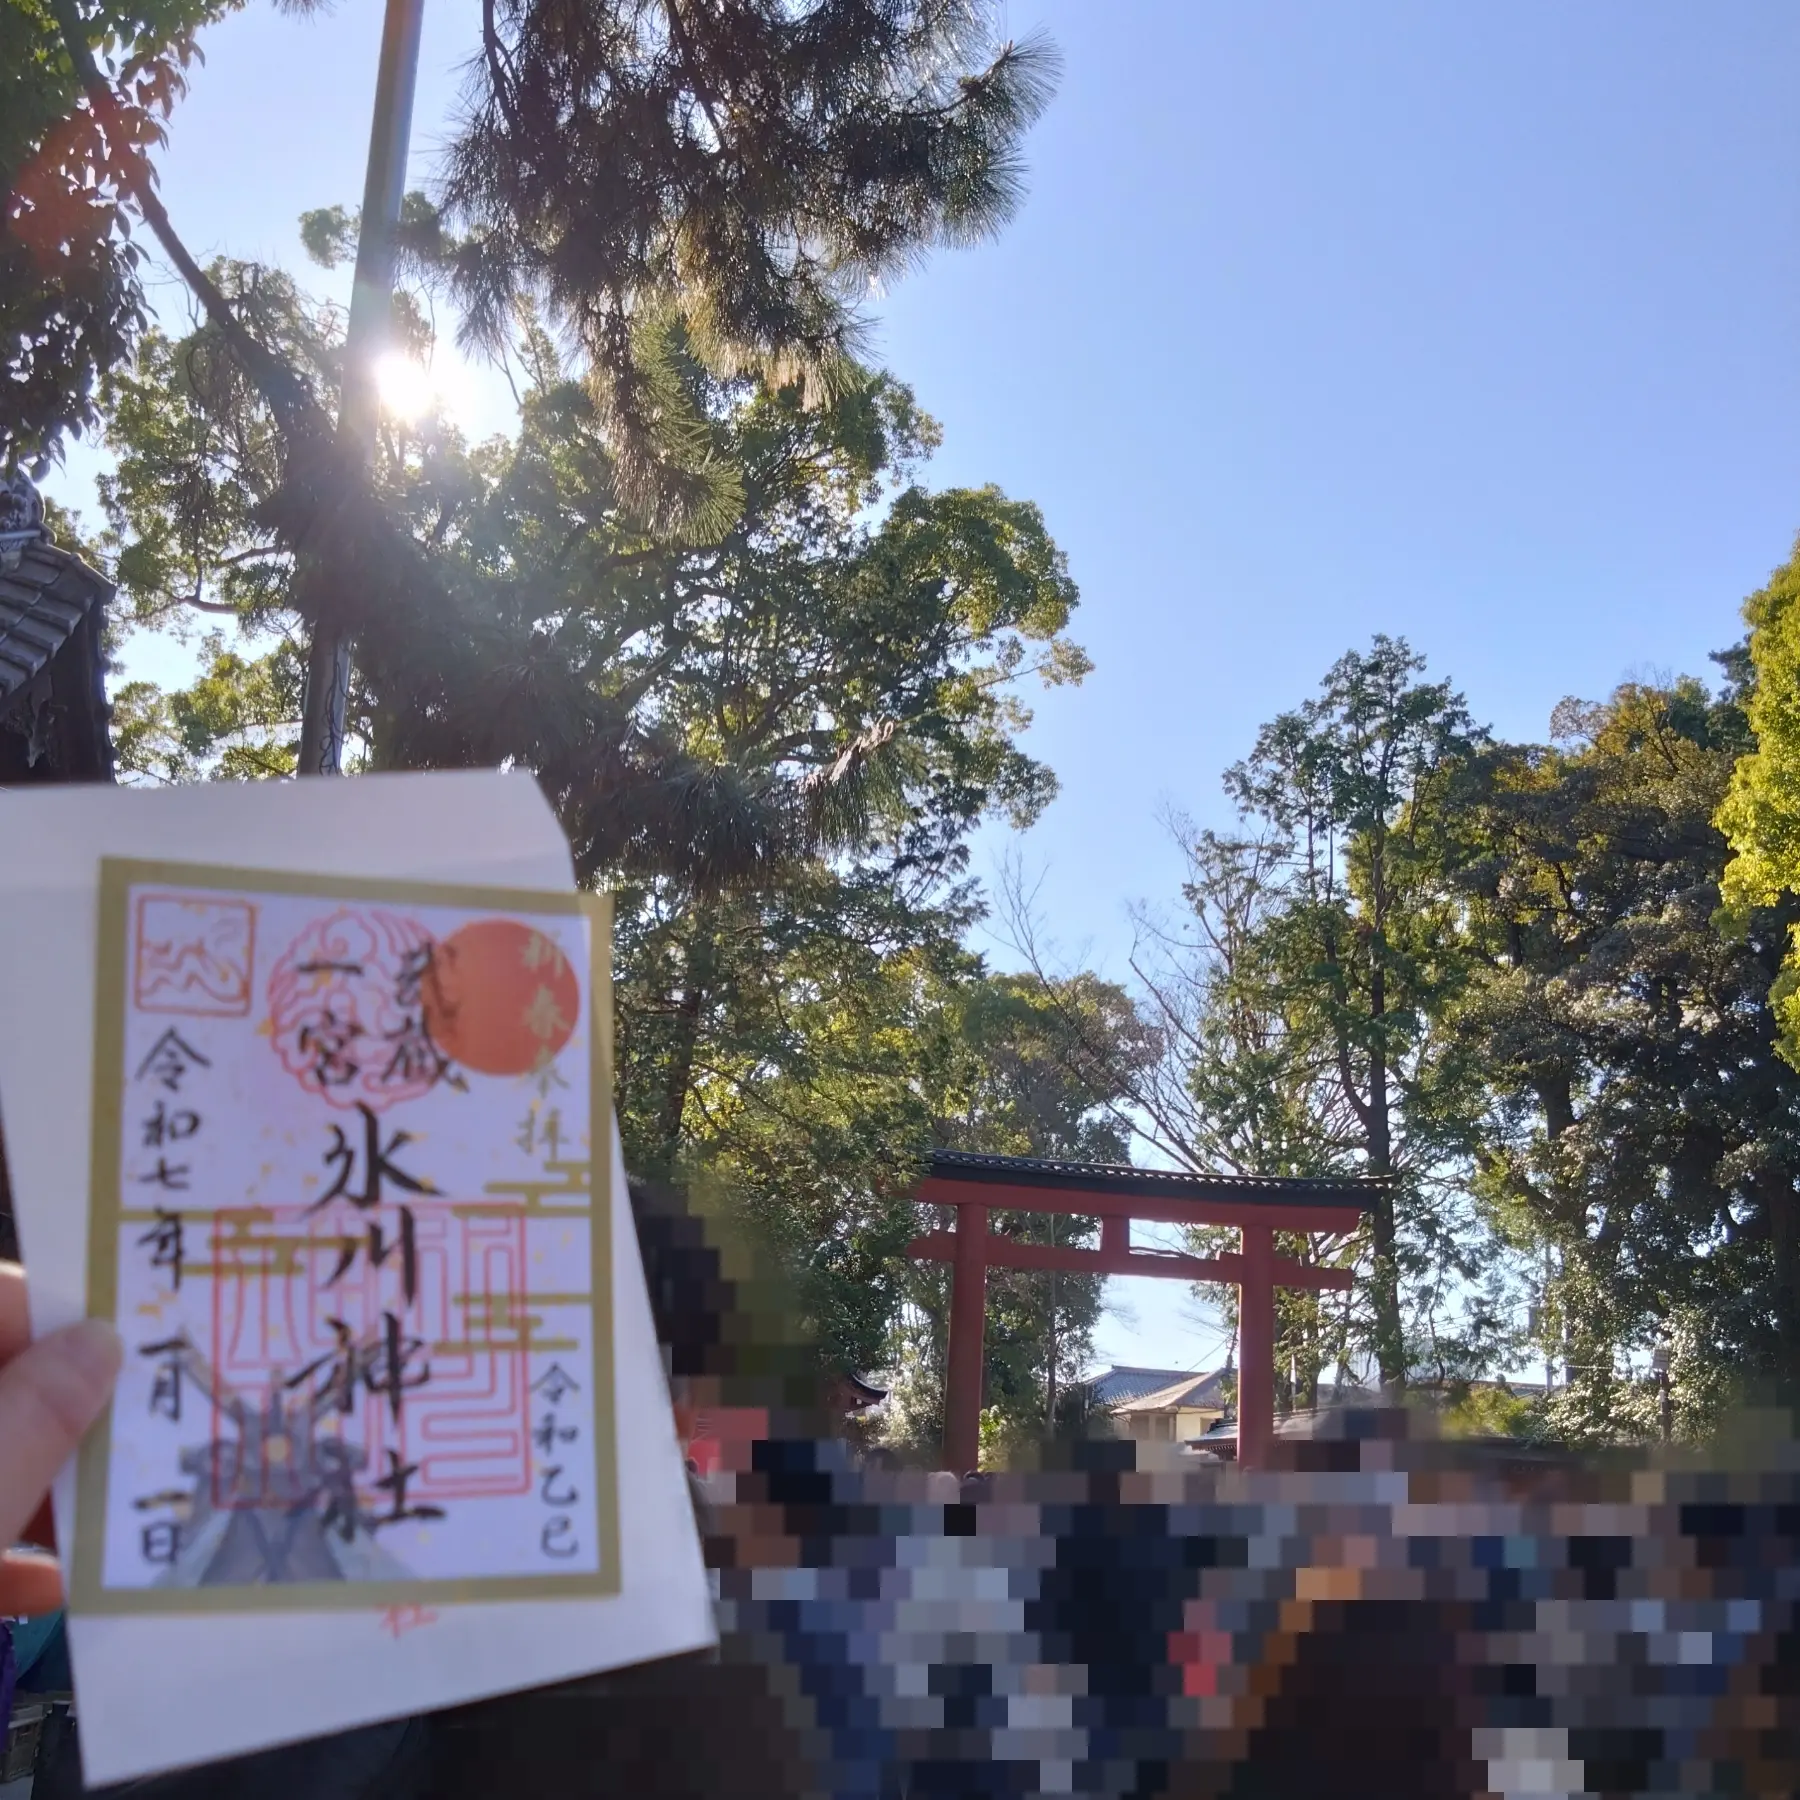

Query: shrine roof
0;536;112;712
927;1149;1383;1211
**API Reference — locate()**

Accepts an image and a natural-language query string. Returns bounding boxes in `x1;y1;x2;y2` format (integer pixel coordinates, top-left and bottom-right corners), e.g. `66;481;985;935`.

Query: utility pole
297;0;426;777
1652;1342;1673;1444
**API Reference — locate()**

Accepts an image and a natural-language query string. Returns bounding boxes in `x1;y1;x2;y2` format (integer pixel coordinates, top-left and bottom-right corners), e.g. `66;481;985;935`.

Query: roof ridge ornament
0;469;48;572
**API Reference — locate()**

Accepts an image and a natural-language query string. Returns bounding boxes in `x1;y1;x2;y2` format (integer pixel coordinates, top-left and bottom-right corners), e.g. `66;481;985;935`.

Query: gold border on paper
72;858;621;1615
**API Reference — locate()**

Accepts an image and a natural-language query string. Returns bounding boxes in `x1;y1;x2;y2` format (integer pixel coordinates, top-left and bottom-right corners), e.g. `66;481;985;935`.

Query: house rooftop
1086;1365;1214;1407
1113;1369;1230;1415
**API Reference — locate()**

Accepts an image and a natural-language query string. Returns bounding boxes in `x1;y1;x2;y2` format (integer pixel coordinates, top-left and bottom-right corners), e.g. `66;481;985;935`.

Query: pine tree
440;0;1057;516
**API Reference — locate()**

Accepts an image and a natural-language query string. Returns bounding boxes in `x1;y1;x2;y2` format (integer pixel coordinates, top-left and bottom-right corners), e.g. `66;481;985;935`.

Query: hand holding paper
0;772;714;1786
0;1265;121;1614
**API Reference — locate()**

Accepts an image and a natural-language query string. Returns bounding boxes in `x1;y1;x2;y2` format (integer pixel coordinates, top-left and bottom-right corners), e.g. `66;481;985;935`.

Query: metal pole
297;0;426;777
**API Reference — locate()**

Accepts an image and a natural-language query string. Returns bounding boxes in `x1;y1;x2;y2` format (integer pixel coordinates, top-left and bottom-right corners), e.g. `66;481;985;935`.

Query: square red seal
134;894;257;1018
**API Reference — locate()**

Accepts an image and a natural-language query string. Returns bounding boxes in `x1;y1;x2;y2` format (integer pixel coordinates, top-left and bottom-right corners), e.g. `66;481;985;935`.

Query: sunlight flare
374;349;436;422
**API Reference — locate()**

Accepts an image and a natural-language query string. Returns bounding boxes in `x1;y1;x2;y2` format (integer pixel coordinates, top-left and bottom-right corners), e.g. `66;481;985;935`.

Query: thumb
0;1319;122;1548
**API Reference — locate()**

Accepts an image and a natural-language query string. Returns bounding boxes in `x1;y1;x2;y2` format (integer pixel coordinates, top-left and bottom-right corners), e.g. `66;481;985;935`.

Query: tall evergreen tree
441;0;1057;515
1210;637;1488;1391
90;240;1100;1398
21;3;1059;887
92;241;1084;879
1002;643;1502;1399
1463;669;1800;1430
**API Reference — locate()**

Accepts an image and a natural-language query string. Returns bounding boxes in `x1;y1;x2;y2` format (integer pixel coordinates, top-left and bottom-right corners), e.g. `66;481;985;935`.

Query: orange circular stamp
421;919;580;1077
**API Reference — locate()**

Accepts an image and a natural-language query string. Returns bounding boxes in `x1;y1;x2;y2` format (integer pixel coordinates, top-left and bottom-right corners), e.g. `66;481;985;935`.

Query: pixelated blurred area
407;1180;1800;1800
9;1166;1800;1797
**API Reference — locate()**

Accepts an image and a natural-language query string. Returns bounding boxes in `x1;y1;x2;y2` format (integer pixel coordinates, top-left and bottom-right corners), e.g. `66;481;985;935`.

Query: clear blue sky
51;0;1800;1372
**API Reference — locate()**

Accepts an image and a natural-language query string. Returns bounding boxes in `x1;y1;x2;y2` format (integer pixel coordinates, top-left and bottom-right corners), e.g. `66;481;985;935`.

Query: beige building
1107;1368;1232;1443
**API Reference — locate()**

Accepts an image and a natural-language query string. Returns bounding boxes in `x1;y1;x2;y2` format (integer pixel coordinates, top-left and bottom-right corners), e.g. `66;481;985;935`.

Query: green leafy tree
1720;536;1800;1062
1004;645;1522;1404
21;1;1060;888
3;0;214;460
86;256;344;778
93;234;1084;879
95;244;1101;1408
23;3;1057;782
1463;669;1800;1432
1218;637;1491;1391
584;358;1094;1388
1132;828;1369;1411
615;872;978;1383
1022;808;1502;1413
878;970;1145;1460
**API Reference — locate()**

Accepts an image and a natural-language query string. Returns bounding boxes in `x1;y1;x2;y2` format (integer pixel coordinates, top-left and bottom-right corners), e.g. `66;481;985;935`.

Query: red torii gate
908;1151;1382;1471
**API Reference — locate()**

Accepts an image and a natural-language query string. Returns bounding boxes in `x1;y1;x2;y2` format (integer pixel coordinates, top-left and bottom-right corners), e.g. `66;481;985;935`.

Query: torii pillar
909;1152;1380;1472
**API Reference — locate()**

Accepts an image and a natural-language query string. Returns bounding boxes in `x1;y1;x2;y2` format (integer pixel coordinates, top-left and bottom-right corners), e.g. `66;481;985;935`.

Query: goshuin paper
0;774;712;1786
74;860;620;1613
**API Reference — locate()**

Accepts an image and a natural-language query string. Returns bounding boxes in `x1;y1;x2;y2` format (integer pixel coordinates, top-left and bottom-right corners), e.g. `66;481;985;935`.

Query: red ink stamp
378;1605;439;1638
134;894;256;1017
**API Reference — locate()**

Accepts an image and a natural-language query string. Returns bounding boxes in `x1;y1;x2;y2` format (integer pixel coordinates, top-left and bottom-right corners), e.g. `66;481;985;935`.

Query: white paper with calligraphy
87;871;616;1608
0;773;711;1788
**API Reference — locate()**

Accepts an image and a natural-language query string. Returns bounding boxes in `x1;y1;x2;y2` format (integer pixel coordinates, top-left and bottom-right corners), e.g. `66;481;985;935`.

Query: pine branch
51;1;326;443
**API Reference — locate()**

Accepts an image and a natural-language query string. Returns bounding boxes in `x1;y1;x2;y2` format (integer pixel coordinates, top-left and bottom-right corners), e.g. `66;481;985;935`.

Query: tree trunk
1295;1286;1322;1410
365;688;404;772
1365;968;1406;1393
1761;1170;1800;1398
656;905;717;1171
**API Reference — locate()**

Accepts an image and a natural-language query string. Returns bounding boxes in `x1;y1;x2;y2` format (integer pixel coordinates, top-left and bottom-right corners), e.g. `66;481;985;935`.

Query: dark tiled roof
0;537;114;712
1114;1369;1232;1414
1087;1365;1208;1406
928;1149;1383;1209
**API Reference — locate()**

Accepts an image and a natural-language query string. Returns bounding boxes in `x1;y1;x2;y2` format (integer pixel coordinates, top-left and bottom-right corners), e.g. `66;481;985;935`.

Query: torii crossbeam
908;1151;1382;1471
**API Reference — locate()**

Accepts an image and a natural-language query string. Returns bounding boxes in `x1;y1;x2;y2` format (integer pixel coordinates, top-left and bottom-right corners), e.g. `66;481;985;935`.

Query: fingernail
48;1318;124;1396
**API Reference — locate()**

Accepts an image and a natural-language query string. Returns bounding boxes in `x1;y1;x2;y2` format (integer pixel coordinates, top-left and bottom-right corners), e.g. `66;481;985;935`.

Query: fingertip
0;1549;65;1618
37;1317;124;1417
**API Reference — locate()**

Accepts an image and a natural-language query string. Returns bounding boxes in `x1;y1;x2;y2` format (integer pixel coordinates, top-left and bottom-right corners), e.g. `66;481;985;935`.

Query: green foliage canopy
1461;671;1800;1431
439;0;1057;519
1720;538;1800;1063
2;0;228;462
